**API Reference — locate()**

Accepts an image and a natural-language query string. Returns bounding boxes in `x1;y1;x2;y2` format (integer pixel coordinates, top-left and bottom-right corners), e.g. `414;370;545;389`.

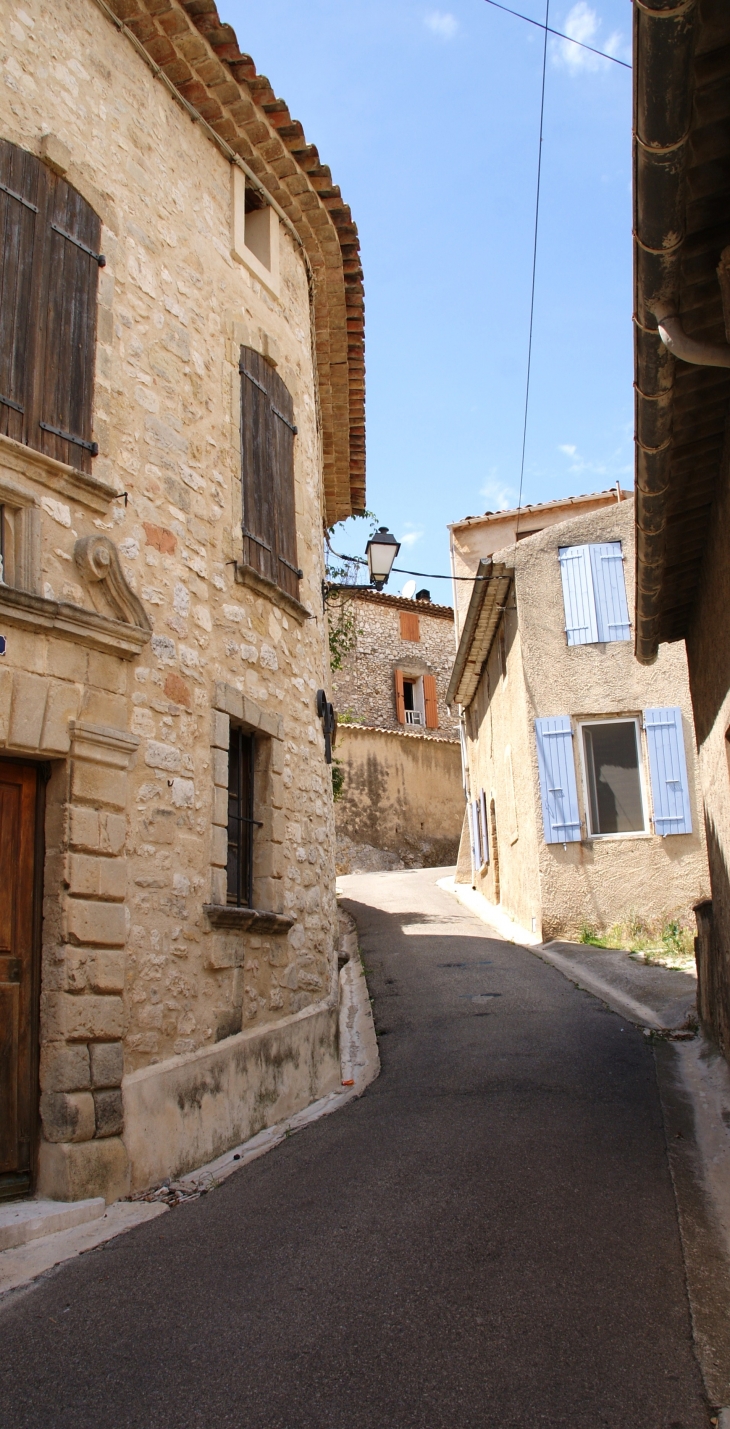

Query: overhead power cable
514;0;549;538
483;0;631;69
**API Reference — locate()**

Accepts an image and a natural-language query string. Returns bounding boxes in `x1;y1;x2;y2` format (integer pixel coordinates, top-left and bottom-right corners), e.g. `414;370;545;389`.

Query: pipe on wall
654;311;730;369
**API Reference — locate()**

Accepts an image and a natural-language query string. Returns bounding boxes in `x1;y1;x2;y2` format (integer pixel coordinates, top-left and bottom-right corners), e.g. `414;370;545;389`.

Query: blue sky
222;0;633;596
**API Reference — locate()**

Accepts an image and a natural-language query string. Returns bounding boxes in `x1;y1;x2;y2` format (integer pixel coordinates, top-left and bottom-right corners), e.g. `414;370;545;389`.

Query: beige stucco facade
329;589;463;872
0;0;364;1201
334;724;463;873
453;497;709;941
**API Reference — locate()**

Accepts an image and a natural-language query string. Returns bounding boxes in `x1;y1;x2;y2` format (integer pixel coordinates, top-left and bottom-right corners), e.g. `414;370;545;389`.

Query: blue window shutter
558;547;598;645
535;716;582;843
590;542;631;642
644;707;692;835
479;788;489;865
469;799;481;868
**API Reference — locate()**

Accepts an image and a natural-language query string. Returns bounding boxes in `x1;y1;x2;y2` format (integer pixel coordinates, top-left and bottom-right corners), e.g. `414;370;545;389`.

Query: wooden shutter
423;673;438;729
534;716;582;843
479;788;490;866
644;707;692;835
394;669;405;724
35;169;102;473
589;543;631;642
469;798;482;870
558;546;598;645
0;140;41;446
240;346;299;599
399;610;420;641
0;139;102;473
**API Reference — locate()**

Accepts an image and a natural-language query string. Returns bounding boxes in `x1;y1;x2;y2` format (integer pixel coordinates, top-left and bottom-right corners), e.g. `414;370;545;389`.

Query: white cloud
558;443;577;457
424;10;459;40
550;4;628;73
481;477;517;512
400;527;424;548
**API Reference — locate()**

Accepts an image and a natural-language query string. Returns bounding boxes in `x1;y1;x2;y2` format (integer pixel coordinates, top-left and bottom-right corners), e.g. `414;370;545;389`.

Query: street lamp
365;526;400;590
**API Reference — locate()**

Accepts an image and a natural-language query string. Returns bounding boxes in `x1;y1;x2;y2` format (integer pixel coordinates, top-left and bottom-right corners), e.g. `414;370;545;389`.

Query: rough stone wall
0;0;348;1199
685;449;730;1054
462;498;710;941
330;592;459;737
333;724;463;873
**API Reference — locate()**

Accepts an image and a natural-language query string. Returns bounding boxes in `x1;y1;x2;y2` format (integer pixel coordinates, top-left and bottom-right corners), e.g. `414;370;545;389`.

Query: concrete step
0;1197;105;1252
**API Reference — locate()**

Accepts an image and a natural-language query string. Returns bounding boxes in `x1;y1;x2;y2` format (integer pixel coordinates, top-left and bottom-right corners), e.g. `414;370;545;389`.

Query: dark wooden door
0;762;38;1199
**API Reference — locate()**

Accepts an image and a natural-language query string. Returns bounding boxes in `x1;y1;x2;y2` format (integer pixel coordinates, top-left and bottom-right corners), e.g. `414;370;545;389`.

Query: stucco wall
330;592;459;737
685;449;730;1051
461;498;709;941
0;0;346;1198
334;725;463;872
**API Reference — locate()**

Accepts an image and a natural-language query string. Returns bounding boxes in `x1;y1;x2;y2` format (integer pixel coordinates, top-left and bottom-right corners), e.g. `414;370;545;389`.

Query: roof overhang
446;560;512;709
633;0;730;662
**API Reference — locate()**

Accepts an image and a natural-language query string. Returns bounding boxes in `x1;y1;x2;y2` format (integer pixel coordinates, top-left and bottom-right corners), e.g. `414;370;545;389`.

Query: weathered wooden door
0;762;39;1199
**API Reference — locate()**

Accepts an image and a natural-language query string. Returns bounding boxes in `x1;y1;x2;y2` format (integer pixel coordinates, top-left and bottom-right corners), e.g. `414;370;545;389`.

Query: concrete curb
0;919;379;1300
437;876;542;945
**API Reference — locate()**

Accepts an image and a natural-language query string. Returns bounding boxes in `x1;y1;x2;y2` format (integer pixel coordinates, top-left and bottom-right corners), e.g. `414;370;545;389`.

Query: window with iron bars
227;727;256;907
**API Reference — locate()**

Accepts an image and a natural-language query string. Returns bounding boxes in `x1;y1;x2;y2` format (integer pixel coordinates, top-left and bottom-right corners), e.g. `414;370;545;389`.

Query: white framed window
578;717;648;839
231;168;280;299
403;676;425;726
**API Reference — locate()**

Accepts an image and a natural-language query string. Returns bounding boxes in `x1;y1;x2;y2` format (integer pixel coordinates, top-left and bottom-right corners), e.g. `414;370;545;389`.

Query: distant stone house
0;0;365;1203
447;494;709;942
329;587;464;871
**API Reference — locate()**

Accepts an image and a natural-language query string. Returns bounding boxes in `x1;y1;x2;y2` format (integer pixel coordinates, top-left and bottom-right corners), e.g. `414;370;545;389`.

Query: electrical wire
325;548;493;582
483;0;630;69
514;0;550;539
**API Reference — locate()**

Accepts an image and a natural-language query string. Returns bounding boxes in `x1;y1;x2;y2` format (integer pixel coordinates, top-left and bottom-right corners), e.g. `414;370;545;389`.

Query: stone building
632;1;730;1056
447;495;709;942
0;0;365;1203
329;587;464;871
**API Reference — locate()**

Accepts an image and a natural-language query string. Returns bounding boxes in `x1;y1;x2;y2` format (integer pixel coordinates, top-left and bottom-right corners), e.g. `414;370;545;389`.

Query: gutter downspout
633;0;698;665
654;310;730;369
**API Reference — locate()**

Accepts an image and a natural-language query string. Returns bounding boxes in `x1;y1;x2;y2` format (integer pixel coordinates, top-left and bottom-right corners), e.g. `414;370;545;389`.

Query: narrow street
2;868;708;1429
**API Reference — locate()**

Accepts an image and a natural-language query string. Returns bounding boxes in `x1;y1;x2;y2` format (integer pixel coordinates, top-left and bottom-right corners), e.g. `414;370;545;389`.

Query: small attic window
231;168;280;298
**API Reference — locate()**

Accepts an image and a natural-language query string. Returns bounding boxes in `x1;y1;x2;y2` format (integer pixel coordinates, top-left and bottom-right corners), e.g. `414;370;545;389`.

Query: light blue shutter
590;542;631;642
535;716;582;843
644;707;692;835
469;799;481;868
558;547;598;645
479;788;489;865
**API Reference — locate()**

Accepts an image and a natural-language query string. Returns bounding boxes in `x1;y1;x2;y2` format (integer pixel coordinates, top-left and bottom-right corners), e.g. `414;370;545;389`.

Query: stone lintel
70;721;140;769
0;586;151;660
0;430;120;513
203;904;294;934
234;559;312;624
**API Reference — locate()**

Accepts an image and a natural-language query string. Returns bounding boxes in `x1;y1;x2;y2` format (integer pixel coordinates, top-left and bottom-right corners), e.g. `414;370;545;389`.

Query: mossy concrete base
122;1000;340;1193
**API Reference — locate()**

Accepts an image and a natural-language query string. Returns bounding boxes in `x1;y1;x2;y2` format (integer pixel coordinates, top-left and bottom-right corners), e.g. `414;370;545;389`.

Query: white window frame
576;715;651;841
403;675;425;727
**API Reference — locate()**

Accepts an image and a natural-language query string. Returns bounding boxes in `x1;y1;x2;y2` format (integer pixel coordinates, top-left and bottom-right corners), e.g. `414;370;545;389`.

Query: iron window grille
227;728;257;907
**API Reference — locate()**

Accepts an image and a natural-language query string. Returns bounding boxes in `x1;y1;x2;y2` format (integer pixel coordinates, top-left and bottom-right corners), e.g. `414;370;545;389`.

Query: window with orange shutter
399;610;420;642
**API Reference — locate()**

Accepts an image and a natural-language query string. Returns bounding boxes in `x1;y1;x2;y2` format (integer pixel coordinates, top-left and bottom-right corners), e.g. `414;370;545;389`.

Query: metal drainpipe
654;310;730;369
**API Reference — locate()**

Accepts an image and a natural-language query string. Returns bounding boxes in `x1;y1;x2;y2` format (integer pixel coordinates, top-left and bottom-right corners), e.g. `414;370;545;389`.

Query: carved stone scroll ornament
74;535;151;632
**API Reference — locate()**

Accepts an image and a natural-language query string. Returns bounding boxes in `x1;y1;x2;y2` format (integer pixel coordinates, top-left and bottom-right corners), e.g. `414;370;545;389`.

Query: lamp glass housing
365;527;401;589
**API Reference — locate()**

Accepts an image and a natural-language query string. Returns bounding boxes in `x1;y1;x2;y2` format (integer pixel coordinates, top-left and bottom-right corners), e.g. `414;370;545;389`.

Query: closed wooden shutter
558;546;598;645
589;543;631;642
534;715;582;844
644;707;692;835
399;610;420;641
479;788;489;865
240;346;300;599
0;139;102;473
394;669;405;724
423;673;438;728
0;140;40;446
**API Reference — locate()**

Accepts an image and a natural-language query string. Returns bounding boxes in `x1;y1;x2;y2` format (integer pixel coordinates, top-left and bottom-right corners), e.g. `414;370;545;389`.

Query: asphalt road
1;868;710;1428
